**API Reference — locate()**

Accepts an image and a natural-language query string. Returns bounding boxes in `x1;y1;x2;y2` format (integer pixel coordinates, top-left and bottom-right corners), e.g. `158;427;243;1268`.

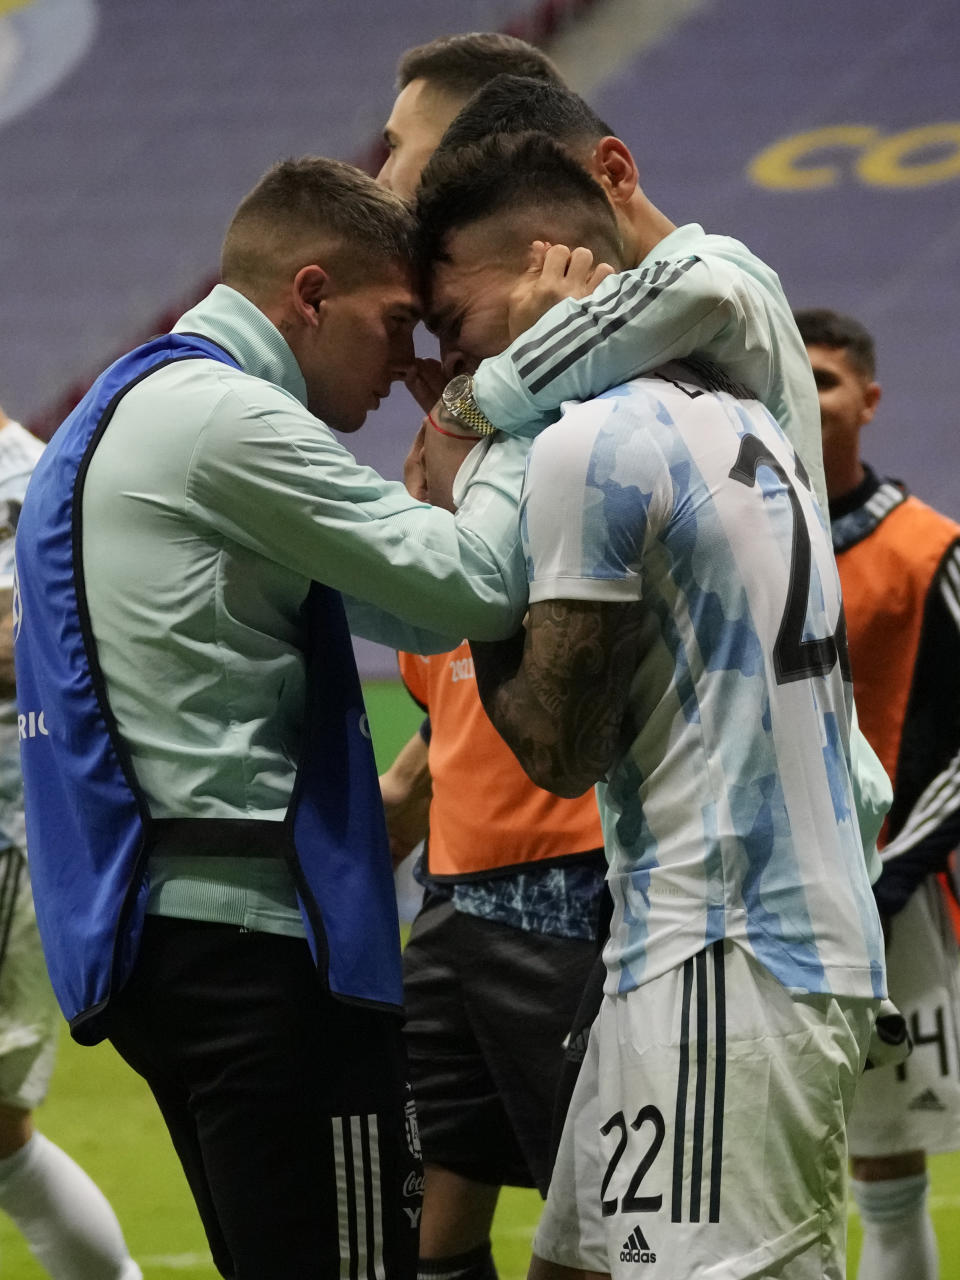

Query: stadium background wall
1;0;958;1270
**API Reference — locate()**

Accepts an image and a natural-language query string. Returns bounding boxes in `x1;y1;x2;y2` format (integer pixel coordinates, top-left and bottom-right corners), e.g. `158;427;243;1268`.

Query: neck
826;457;867;504
619;192;677;266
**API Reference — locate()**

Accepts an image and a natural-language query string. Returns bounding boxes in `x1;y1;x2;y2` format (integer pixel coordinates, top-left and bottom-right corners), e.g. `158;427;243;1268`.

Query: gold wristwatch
440;374;497;437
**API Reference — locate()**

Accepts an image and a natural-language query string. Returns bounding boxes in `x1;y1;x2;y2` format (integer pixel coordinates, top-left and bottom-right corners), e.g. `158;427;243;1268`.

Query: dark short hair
414;131;621;295
794;308;877;379
436;74;614;157
396;32;561;97
221;156;415;296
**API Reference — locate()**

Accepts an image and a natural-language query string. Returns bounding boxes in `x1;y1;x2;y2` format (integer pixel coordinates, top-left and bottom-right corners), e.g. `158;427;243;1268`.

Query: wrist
441;373;497;437
426;410;483;442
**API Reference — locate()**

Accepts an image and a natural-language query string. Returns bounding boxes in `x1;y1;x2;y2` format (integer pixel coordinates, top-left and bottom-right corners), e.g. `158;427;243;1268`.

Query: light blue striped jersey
469;223;891;868
521;368;886;999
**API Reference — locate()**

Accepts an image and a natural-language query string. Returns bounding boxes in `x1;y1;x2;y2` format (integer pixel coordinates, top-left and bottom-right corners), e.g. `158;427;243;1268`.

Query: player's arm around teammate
413;72;890;860
416;127;886;1280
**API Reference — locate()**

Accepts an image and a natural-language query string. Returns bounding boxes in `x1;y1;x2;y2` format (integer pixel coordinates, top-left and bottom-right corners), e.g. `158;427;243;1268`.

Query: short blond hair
221;156;415;298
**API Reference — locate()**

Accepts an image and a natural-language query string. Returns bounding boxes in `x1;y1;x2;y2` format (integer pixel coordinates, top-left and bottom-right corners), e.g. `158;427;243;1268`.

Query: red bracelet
427;410;481;441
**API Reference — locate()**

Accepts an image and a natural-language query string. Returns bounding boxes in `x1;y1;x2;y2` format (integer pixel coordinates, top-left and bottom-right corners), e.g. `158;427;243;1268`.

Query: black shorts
108;916;422;1280
403;893;597;1195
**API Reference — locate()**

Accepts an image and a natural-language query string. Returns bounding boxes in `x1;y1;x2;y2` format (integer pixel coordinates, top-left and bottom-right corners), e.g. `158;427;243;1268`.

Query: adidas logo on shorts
563;1024;591;1065
620;1225;656;1264
908;1088;947;1112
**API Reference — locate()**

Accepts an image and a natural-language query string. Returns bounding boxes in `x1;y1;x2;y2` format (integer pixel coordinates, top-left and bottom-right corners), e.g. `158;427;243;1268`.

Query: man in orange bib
797;308;960;1280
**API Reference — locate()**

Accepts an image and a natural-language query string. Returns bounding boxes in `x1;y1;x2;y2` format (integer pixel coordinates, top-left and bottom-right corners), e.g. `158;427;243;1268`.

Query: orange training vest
836;488;960;936
399;643;603;879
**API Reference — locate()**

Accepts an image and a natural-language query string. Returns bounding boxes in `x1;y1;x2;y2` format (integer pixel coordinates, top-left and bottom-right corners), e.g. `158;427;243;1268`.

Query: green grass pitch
2;681;958;1276
1;1035;958;1277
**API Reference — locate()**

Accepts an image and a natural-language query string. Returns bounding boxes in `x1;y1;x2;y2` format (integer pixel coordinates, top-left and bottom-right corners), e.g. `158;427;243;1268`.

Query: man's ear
590;136;640;208
292;264;329;326
860;381;882;427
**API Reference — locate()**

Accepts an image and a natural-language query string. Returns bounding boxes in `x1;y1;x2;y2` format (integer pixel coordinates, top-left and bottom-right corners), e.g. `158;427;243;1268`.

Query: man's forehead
348;260;421;311
427;236;516;330
381;270;422;314
430;228;486;286
425;262;464;334
805;344;857;376
385;77;462;136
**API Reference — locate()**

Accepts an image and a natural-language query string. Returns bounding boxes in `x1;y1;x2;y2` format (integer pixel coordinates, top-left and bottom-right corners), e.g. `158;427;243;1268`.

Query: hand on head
508;241;616;341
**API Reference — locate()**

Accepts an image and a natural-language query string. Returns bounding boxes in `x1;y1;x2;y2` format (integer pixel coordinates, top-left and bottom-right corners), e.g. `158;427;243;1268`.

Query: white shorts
847;877;960;1157
536;941;876;1280
0;850;61;1110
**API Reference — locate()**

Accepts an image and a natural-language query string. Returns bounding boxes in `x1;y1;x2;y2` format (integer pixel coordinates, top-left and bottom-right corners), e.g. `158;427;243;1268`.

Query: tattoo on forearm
473;600;648;795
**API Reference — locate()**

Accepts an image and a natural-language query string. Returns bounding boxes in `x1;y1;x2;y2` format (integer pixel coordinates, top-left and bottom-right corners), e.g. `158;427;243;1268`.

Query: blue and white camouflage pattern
418;859;607;942
521;370;886;1001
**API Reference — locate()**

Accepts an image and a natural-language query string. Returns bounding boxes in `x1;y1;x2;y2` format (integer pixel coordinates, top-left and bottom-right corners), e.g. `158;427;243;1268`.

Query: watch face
443;373;472;405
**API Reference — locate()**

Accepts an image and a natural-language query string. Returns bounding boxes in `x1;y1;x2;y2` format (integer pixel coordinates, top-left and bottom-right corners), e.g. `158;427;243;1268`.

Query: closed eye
389;306;421;332
426;308;462;345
